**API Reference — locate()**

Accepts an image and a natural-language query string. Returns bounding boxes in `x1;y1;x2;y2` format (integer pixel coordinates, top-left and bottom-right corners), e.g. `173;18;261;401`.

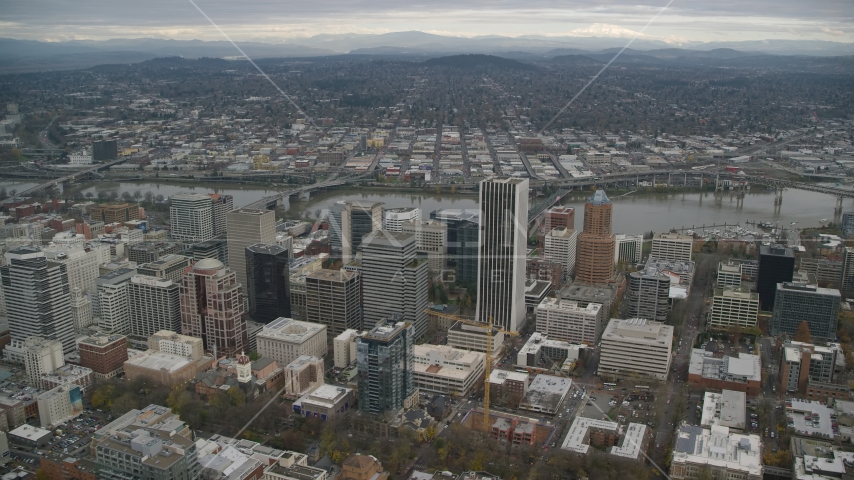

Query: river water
2;179;849;234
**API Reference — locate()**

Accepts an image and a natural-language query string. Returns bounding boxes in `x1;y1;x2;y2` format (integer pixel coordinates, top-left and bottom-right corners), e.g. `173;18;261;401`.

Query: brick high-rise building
575;190;616;285
89;203;140;224
77;334;128;379
179;259;247;357
544;206;575;232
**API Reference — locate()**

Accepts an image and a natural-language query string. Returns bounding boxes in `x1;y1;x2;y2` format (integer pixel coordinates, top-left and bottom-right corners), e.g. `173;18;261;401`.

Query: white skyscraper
169;193;214;242
1;246;76;353
93;268;136;335
543;227;578;279
476;178;529;332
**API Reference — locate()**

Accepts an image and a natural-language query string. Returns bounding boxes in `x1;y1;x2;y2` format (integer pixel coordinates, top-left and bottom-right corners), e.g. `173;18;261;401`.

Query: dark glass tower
245;244;291;323
757;244;795;310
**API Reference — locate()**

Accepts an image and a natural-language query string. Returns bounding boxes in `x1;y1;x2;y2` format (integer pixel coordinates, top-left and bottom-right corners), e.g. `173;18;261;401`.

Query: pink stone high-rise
179;259;247;358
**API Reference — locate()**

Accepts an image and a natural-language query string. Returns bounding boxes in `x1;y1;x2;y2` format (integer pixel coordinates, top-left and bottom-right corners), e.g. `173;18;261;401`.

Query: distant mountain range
1;31;853;73
422;54;539;71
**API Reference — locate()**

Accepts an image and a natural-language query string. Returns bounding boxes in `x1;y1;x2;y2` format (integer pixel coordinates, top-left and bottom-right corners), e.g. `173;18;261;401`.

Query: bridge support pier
835;196;844;214
774;188;783;205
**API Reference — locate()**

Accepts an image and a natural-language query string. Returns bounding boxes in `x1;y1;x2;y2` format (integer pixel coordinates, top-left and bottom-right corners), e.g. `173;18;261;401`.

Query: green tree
226;387;246;407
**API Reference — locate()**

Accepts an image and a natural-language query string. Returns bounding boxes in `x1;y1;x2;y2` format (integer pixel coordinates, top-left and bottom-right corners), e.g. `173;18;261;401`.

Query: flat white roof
10;424;52;440
258;318;326;343
124;351;193;372
561;416;618;454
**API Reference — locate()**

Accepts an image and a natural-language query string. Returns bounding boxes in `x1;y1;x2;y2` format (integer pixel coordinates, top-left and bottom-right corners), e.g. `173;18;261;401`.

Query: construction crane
426;309;519;430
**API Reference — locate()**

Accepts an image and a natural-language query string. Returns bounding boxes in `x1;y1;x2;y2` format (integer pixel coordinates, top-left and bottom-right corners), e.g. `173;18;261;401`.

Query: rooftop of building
78;334;127;347
259;318;326;342
760;243;794;258
430;208;479;223
307;268;357;282
524;279;552;298
536;297;602;315
688;349;762;382
645;258;695;275
362;316;410;341
488;369;529;385
700;390;746;430
672;425;762;476
362;229;416;247
587;189;611;206
228;208;270;216
602;318;673;345
128;241;179;252
171;192;212;201
246;243;288;255
653;232;692;241
192;258;225;272
9;424;52;440
140;253;191;268
546;227;577;238
714;285;758;300
124;351;194;373
285;355;322;371
520;374;571;412
777;282;842;297
558;283;616;305
519;332;585;356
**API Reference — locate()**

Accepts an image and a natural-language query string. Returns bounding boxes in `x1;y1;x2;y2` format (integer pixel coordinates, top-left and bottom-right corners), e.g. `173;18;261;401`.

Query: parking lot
573;388;658;428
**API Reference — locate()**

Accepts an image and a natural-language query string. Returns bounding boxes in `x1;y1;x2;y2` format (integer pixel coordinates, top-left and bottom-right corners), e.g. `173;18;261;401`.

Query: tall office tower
93;268;136;335
191;239;229;265
401;220;448;272
328;200;383;263
92;139;118;161
842;247;854;299
69;288;94;332
306;269;362;344
170;193;214;242
543;227;578;279
180;259;247;357
770;282;841;339
544;206;575;232
136;254;193;283
209;194;233;236
42;244;102;294
1;246;75;353
626;268;671;322
245;244;291;323
356;316;416;415
651;233;693;262
575;190;616;285
128;275;181;343
429;209;480;283
383;207;420;232
226;208;276;290
614;234;643;266
757;244;795;310
476;178;529;333
361;230;429;339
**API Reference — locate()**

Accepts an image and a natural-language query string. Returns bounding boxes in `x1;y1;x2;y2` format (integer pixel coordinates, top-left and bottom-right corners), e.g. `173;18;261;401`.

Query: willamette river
2;179;850;234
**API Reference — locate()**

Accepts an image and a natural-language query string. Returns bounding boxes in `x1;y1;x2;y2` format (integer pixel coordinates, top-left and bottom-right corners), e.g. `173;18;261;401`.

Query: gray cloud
0;0;852;42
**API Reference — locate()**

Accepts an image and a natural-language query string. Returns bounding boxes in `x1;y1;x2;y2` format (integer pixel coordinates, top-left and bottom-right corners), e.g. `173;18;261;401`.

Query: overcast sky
1;0;852;44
